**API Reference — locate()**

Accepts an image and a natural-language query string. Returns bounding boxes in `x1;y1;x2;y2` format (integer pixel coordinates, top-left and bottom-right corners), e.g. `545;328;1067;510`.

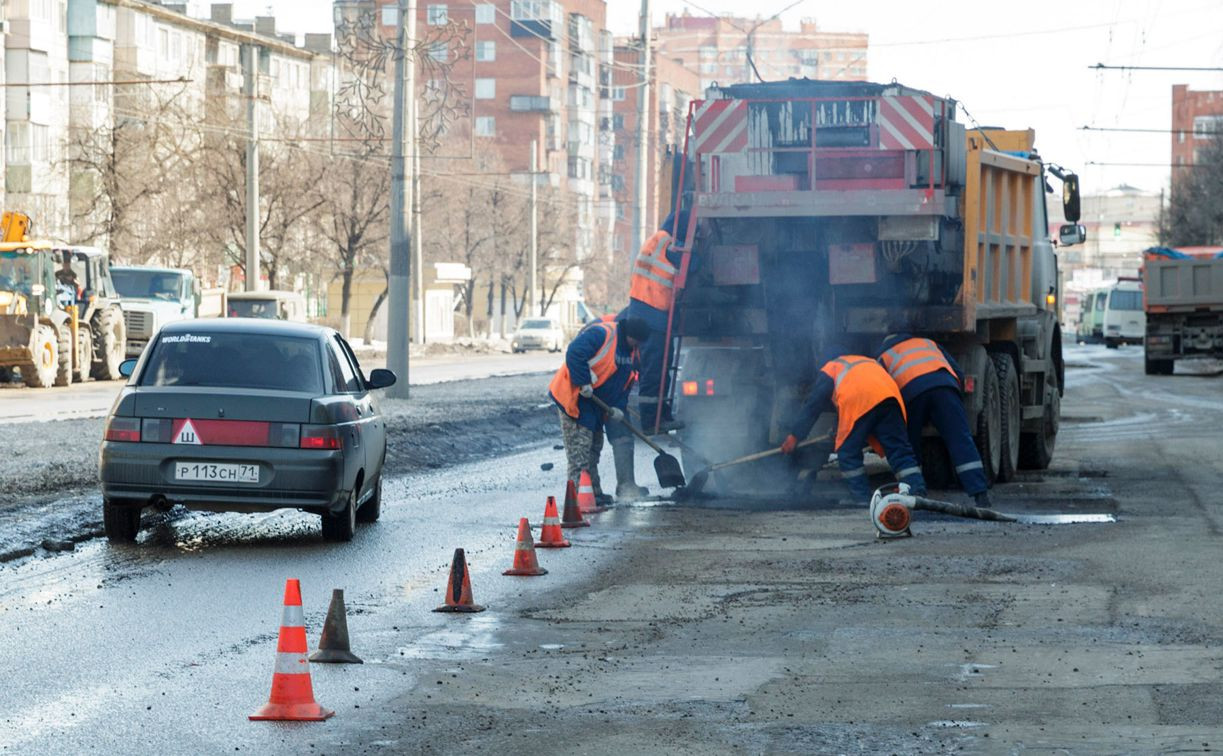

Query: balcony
510;95;555;113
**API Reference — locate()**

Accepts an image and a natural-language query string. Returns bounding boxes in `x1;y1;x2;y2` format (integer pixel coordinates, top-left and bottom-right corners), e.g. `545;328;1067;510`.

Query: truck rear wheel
920;437;954;490
1019;375;1059;470
91;307;125;380
974;361;1001;485
21;324;58;388
53;323;73;387
991;353;1019;483
1144;351;1173;375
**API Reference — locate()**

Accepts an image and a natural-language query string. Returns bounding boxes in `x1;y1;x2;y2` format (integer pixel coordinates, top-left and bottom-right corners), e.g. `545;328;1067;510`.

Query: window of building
611;86;626;101
475;4;496;23
613;234;623;251
699;45;716;60
30;0;52;21
1178;130;1186;144
5;124;28;164
567;155;591;180
475;116;496;137
429;41;448;62
381;6;398;26
475;40;496;62
612;114;624;131
1193;115;1223;139
30;125;49;163
158;28;169;59
475;78;496;99
427;5;448;25
613;144;624;161
94;63;110;104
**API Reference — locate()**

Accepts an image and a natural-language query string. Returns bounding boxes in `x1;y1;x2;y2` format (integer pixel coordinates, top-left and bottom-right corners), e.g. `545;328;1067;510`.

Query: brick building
1171;84;1223;189
654;12;868;93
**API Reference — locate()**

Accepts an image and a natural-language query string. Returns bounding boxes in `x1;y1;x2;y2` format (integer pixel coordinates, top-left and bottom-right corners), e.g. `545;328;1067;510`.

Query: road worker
628;210;688;432
780;352;926;503
876;334;992;507
549;316;651;505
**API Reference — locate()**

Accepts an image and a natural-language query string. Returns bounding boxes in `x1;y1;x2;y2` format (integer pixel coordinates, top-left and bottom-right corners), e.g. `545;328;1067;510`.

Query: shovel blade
654;453;686;489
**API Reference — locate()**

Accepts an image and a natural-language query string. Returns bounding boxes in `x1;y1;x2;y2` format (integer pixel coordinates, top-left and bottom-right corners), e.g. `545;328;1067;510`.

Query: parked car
226;290;308;322
511;317;564;353
98;319;396;543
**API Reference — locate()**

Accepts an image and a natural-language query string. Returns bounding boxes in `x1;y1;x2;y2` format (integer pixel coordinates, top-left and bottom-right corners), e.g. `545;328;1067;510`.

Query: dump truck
658;79;1085;493
0;212;127;387
111;265;226;357
1142;246;1223;375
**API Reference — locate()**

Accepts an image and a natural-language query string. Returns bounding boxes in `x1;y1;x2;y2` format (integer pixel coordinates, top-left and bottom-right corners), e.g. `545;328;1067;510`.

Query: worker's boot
973;490;993;509
612;439;649;502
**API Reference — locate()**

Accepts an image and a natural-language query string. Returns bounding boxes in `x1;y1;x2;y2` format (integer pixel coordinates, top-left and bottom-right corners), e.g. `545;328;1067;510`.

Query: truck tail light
963;376;976;394
705;379;715;396
104;417;141;442
300;425;341;450
682;380;699;396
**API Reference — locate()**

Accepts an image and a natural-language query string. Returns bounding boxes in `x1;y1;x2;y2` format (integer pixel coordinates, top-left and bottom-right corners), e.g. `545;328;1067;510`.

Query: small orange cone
433;548;486;613
503;517;548;576
560;479;589;529
250;579;334;722
536;496;571;548
577;470;606;513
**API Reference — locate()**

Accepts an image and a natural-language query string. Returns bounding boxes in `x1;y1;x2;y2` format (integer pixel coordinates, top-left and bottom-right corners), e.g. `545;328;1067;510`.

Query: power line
1081;125;1194;134
1;77;192;87
1091;63;1223;72
1086;161;1201;167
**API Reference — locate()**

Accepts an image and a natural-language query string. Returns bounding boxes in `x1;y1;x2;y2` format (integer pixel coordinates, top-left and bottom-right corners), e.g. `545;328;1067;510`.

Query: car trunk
133;387;315;423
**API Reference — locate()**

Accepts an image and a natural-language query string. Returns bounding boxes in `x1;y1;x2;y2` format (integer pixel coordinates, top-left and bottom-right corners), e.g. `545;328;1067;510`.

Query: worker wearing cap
877;334;991;507
628;210;688;432
780;353;927;502
549;316;651;505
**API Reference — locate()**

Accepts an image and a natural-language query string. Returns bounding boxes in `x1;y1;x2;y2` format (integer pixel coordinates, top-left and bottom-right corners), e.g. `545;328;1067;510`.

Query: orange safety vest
629;229;677;311
878;337;954;391
549;321;620;419
821;356;906;451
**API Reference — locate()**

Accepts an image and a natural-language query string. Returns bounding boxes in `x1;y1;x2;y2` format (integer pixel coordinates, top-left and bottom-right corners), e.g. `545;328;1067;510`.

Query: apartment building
1171;84;1223;190
654;12;868;93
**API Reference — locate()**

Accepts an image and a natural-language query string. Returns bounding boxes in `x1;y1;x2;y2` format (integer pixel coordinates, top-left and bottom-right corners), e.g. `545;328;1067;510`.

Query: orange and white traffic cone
536;496;571;548
503;517;548;576
434;548;486;613
250;579;334;722
577;470;606;514
560;479;589;529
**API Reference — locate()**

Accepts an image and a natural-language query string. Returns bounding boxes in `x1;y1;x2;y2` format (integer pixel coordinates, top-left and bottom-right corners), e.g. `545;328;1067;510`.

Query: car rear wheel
103;500;141;543
321;490;356;542
356;475;382;523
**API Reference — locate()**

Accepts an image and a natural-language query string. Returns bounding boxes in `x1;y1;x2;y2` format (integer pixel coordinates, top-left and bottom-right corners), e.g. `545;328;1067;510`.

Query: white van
1102;279;1144;348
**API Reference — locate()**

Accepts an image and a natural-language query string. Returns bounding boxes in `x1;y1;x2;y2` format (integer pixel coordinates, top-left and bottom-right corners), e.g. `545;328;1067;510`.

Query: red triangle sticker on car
173;418;203;445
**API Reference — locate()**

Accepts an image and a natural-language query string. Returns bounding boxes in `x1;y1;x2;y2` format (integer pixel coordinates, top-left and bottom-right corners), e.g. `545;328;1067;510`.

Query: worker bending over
628;210;688;432
781;353;927;503
549;317;651;505
877;334;991;507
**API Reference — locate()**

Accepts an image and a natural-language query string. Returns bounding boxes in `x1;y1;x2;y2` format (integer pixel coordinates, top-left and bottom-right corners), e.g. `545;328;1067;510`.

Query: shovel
683;433;834;497
587;394;686;489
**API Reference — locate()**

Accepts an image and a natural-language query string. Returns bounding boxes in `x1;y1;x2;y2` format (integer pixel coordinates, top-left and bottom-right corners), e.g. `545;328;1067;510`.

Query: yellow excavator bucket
1;211;31;243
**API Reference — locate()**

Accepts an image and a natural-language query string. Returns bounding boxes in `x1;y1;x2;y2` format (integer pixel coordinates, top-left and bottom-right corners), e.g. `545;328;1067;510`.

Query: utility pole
243;43;260;292
411;68;424;344
386;0;415;398
529;139;538;317
633;0;652;256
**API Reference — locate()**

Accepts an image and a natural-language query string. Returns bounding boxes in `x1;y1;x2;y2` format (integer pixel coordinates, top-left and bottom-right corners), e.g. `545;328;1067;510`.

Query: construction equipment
869;483;1115;538
0;212;127;387
659;80;1083;494
587;393;685;489
1141;246;1223;375
683;434;833;497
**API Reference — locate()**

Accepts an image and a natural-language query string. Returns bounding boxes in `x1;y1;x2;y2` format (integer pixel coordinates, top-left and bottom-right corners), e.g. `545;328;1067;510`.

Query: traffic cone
309;589;362;664
250;579;334;722
536;496;571;548
434;548;485;613
577;469;607;513
502;517;548;576
560;479;589;529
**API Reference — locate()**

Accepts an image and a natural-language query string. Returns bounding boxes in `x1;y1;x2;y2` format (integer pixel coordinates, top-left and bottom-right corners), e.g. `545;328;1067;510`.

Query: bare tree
1162;135;1223;246
318;146;390;336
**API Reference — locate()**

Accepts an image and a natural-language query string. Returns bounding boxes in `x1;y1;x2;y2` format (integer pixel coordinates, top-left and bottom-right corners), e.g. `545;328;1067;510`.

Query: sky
209;0;1223;197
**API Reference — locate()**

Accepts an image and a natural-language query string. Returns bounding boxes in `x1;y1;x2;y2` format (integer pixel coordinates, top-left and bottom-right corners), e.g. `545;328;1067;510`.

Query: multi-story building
1171;84;1223;190
654;12;868;93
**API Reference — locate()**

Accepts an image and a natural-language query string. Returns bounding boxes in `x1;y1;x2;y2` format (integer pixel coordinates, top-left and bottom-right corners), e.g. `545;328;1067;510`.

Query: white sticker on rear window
161;334;211;343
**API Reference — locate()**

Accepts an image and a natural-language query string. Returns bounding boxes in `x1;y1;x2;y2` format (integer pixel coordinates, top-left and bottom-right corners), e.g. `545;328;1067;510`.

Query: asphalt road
0;351;561;424
2;344;1222;752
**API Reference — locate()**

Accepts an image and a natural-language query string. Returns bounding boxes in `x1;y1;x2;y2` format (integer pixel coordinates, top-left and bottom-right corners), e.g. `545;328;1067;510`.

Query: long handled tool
587;394;686;489
683;433;834;497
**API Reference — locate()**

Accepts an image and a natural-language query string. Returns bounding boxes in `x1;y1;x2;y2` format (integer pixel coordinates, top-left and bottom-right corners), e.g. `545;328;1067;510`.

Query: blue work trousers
905;386;987;495
837;398;926;501
637;325;670;412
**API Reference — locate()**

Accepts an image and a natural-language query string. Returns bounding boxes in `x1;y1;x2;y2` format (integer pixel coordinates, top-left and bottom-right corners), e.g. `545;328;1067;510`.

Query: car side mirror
119;358;138;378
367;368;396;390
1058;223;1087;246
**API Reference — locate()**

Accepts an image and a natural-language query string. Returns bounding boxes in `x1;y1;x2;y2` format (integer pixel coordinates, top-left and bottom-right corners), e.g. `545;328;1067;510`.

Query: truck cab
111;265;199;357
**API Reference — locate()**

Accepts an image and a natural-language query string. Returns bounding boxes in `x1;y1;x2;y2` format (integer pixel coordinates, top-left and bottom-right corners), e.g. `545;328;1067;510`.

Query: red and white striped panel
877;95;935;151
692;99;748;155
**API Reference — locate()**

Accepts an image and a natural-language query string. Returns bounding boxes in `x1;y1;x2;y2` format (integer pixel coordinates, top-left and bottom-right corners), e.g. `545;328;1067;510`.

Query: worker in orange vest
877;334;991;507
781;352;926;502
549;317;651;505
628;210;688;432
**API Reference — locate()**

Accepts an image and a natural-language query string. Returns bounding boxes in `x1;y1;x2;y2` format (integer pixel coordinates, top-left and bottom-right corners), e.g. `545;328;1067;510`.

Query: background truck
1142;246;1223;375
0;213;126;386
659;79;1084;493
111;265;226;357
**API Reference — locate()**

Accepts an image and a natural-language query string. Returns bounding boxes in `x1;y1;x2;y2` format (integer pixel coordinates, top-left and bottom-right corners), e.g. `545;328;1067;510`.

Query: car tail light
682;380;699;396
300;425;341;450
141;418;172;443
269;423;301;448
704;379;715;396
964;376;976;394
105;417;141;442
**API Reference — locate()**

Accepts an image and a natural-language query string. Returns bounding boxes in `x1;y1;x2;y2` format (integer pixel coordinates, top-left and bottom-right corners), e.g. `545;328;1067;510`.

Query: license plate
174;462;260;484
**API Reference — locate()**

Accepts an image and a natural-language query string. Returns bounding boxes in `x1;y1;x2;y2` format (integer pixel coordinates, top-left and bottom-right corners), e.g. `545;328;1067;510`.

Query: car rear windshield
140;332;323;393
228;299;279;318
521;319;554;328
